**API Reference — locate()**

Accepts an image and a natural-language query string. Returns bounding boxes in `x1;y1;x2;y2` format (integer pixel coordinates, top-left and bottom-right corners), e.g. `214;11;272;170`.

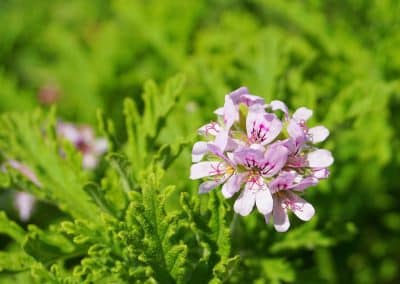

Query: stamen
246;173;264;190
208;162;225;176
250;121;269;143
282;198;303;211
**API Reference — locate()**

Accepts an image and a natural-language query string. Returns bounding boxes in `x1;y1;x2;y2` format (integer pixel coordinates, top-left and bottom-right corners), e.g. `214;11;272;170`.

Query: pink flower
190;144;240;195
246;105;282;146
213;88;267;150
14;192;36;222
266;191;315;232
265;171;317;232
232;144;288;216
1;160;41;221
57;122;108;169
190;88;333;232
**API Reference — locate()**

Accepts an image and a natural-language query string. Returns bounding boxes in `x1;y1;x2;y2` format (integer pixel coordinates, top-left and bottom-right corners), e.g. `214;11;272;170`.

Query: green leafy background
0;0;399;283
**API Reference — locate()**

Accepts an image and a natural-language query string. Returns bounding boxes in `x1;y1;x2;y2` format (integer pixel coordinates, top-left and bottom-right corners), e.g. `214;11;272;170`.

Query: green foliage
0;0;399;283
0;77;237;283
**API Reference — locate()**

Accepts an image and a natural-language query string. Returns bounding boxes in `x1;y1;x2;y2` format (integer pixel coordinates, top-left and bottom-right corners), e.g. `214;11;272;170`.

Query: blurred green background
1;0;400;283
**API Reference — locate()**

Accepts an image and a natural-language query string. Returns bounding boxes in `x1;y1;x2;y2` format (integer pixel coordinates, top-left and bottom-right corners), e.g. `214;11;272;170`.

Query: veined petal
233;188;256;216
273;197;290;232
190;161;225;180
307;149;334;168
233;148;264;169
199;180;223;194
247;106;282;145
262;114;283;145
255;189;273;215
222;173;245;198
308;126;329;143
287;119;304;140
192;141;209;162
293;107;313;122
287;192;315;221
198;122;221;136
262;144;289;177
268;171;297;193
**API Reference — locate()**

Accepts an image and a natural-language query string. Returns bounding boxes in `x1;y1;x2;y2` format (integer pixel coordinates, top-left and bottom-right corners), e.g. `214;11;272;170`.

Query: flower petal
214;107;224;116
214;129;229;152
262;144;289;176
308;126;329;143
83;154;98;169
93;139;108;154
293;107;313;122
192;141;209;163
190;161;225;180
233;148;265;169
57;123;80;143
8;160;41;187
229;87;250;103
313;168;330;179
198;122;221;136
246;106;282;145
268;171;297;193
223;95;239;129
273;198;290;232
14;192;36;222
199;180;223;194
287;192;315;221
292;176;318;191
255;189;273;215
222;173;244;198
229;87;265;106
307;149;334;168
287;119;304;140
269;100;288;115
262;114;283;144
233;188;256;216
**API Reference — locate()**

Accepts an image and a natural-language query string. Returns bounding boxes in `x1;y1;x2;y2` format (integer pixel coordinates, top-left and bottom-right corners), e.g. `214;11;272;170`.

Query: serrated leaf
23;225;77;264
0;211;25;243
0;251;35;272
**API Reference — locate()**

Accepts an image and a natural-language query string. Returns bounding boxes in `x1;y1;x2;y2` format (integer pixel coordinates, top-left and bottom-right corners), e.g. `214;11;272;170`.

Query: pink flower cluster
190;87;333;232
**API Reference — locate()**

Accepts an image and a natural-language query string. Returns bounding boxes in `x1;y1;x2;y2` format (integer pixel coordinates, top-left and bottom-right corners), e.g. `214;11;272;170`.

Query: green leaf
269;219;334;253
0;251;35;272
0;211;25;243
23;225;77;264
0;110;102;222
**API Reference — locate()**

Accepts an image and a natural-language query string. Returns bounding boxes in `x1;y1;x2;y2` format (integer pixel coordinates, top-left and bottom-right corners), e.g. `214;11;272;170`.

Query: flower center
250;121;269;143
208;162;226;176
246;172;264;190
278;194;303;211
